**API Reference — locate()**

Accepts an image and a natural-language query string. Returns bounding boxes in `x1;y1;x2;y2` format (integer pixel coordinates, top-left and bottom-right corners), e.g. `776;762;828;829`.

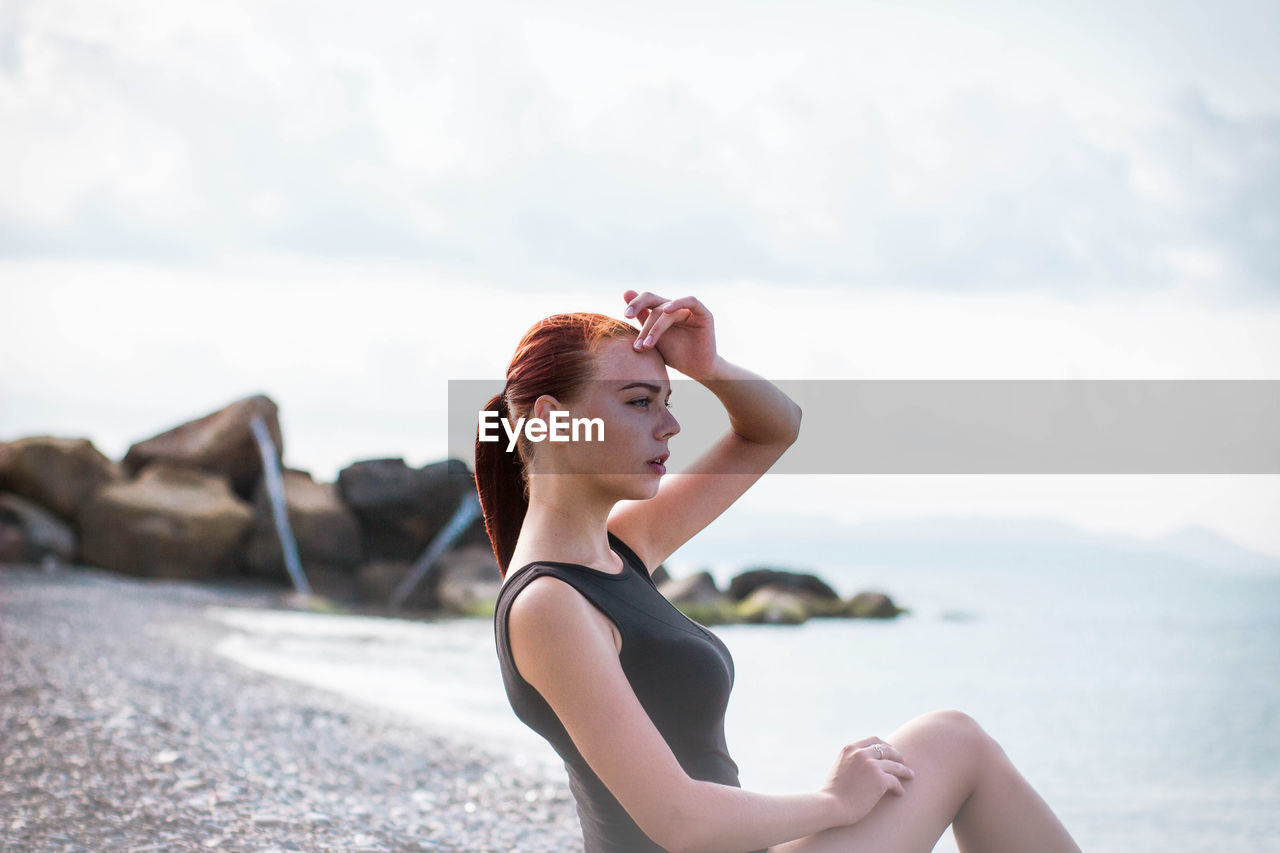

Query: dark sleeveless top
494;532;760;853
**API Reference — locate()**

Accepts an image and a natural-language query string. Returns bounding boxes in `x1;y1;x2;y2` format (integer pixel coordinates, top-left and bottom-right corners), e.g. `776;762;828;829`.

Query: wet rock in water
727;567;841;604
434;545;503;617
0;436;122;519
122;395;282;499
337;458;481;562
659;571;739;626
0;493;77;563
845;591;903;619
242;469;362;579
77;464;253;579
736;586;811;625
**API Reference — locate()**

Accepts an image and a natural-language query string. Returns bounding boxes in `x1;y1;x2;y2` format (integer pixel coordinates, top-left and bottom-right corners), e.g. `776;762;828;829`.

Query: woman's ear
531;393;565;422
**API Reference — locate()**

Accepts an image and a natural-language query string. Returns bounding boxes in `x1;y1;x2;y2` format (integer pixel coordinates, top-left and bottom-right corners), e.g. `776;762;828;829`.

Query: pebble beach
0;563;583;853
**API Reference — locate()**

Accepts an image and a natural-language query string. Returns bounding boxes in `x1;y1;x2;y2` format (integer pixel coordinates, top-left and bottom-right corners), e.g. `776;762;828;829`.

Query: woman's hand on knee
819;736;916;826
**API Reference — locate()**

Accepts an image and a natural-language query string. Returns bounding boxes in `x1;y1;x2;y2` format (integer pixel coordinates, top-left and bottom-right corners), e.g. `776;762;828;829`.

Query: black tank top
494;531;760;853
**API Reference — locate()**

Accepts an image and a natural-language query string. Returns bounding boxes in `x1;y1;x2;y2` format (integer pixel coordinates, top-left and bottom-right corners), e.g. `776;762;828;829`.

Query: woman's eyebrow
615;382;669;395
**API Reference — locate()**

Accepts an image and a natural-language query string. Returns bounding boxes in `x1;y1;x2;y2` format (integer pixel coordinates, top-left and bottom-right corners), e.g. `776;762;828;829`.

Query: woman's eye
630;398;650;408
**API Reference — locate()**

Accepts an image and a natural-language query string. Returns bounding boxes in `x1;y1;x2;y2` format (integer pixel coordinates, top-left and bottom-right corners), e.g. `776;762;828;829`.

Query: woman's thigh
767;709;989;853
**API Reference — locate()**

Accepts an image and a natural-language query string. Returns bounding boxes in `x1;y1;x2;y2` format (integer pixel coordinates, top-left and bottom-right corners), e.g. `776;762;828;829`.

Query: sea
209;536;1280;852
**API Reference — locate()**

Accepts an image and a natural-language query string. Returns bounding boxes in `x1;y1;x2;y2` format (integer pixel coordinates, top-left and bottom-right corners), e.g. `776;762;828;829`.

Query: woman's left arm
608;292;802;570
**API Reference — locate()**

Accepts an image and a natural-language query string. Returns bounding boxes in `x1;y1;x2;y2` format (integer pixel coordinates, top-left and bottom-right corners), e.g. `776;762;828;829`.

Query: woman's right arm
507;576;914;853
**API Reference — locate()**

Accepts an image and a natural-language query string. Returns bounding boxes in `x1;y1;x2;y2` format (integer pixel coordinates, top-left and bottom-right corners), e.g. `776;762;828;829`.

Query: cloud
1;0;1277;298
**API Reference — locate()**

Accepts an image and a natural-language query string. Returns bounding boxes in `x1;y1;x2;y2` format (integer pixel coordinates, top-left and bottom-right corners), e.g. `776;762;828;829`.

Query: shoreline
0;564;583;852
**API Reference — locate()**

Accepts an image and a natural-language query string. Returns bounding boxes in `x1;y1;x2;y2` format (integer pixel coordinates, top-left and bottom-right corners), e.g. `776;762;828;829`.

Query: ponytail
475;391;528;578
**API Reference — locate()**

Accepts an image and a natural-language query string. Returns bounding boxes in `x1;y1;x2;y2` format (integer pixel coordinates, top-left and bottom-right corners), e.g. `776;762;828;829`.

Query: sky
3;0;1279;558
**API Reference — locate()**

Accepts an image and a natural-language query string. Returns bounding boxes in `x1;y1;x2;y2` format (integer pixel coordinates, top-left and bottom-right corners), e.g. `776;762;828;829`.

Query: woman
477;291;1081;853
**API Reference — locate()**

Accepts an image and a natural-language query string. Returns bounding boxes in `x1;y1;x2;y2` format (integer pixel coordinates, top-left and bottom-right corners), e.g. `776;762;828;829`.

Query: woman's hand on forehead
621;290;719;382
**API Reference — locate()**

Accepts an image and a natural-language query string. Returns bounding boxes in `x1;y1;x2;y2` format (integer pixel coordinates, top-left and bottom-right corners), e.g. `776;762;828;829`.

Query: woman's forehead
592;338;671;384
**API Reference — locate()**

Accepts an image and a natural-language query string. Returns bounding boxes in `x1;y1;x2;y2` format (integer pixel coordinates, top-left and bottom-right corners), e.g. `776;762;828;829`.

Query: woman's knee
911;708;1006;763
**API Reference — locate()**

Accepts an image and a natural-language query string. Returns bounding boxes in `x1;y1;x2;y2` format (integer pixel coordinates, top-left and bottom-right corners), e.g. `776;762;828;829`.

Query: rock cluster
0;395;492;616
658;566;903;626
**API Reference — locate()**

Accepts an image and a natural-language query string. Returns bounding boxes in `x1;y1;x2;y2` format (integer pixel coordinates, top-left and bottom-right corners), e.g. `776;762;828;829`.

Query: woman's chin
615;474;661;501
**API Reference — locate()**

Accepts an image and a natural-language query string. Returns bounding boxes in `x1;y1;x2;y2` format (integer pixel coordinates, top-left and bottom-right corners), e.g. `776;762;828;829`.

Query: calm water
210;560;1280;852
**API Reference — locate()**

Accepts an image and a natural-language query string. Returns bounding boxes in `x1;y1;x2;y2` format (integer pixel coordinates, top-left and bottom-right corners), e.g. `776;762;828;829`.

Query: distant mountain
667;511;1280;579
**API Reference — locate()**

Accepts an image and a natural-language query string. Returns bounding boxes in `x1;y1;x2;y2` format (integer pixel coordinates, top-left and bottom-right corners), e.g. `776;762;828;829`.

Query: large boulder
433;544;503;617
727;567;841;603
122;395;282;499
337;458;481;561
78;464;254;579
0;436;122;519
355;560;421;607
0;493;77;563
242;469;362;578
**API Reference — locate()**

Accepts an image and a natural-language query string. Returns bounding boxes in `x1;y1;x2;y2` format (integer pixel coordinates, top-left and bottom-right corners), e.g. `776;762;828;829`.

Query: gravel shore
0;564;583;852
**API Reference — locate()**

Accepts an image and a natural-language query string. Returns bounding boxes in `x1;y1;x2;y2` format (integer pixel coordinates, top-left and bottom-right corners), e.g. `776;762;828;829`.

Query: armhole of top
607;531;655;587
498;568;627;689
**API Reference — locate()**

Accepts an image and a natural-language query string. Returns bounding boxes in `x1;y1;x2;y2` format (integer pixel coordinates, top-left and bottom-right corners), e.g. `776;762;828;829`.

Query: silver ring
873;744;884;758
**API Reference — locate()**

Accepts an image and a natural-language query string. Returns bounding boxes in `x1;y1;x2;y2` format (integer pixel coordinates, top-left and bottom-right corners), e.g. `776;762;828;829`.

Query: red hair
475;312;637;577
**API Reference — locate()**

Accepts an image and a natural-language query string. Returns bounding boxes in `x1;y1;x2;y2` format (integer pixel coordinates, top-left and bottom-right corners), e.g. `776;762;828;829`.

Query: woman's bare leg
768;709;1081;853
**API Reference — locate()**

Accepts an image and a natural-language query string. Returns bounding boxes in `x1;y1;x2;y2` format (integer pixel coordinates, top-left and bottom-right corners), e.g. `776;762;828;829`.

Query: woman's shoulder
503;571;623;661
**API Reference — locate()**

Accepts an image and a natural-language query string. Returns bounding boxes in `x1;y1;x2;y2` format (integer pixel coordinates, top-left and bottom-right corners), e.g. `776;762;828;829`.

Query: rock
650;563;671;585
736;586;810;625
727;567;841;603
845;591;902;619
0;493;77;563
0;506;25;562
658;570;739;626
355;560;419;607
337;458;480;561
434;545;503;617
242;469;362;578
658;571;725;605
122;395;282;499
77;464;254;579
0;436;122;519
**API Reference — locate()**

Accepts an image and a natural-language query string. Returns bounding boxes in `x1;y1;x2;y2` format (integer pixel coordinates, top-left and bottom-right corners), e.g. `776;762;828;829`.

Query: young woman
477;291;1082;853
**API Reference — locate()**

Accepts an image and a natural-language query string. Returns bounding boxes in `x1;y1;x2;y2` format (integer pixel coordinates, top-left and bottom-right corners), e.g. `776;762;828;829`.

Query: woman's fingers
623;291;664;320
623;291;670;348
629;293;689;351
879;759;915;781
660;295;709;318
634;311;681;350
874;743;907;765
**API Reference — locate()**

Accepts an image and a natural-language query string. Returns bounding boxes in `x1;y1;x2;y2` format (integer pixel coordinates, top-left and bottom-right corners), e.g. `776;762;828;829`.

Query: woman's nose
659;409;680;438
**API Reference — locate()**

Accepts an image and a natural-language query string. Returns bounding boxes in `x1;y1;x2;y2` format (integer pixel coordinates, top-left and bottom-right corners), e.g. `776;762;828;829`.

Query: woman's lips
647;461;666;475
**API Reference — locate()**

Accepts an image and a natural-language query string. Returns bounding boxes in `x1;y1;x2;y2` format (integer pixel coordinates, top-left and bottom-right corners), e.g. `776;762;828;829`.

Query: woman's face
529;337;680;501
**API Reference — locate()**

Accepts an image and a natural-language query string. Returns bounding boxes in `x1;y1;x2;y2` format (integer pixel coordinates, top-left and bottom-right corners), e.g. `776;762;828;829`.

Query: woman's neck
512;476;620;571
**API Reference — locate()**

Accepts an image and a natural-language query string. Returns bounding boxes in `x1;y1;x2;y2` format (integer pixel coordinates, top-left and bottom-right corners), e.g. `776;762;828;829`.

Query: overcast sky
3;0;1278;558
